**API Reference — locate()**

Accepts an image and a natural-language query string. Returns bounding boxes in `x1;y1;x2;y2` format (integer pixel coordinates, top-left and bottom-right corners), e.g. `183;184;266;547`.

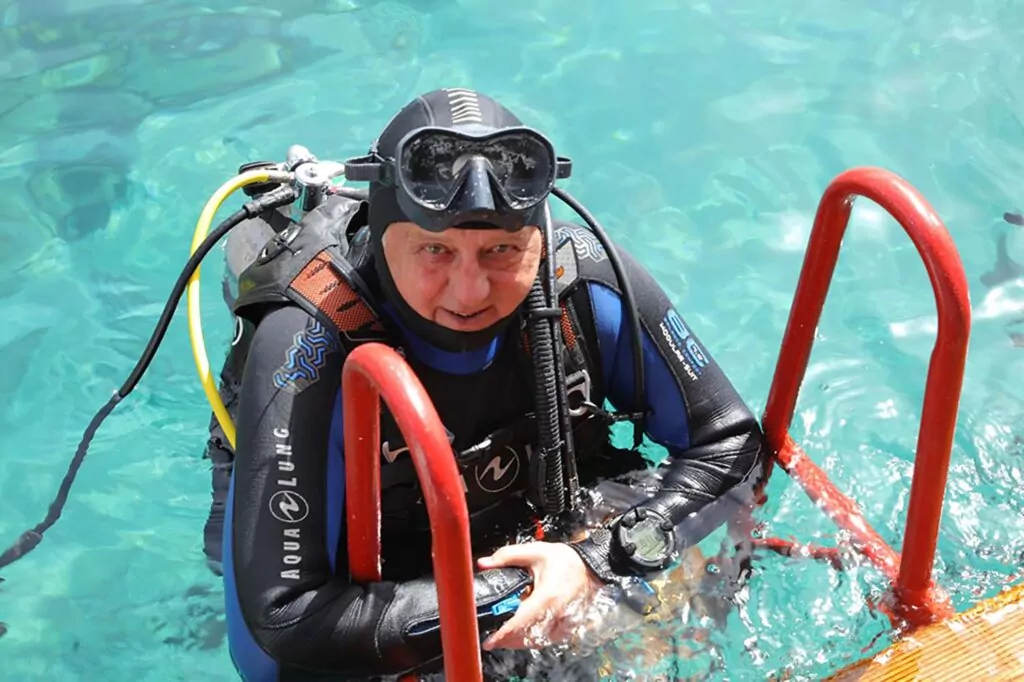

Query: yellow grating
826;581;1024;681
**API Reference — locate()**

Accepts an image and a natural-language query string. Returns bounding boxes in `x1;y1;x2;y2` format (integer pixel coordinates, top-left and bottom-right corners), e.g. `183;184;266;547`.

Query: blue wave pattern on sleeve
273;320;340;394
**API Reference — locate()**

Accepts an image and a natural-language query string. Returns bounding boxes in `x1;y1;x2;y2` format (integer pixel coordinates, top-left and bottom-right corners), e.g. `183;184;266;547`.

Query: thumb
477;542;542;570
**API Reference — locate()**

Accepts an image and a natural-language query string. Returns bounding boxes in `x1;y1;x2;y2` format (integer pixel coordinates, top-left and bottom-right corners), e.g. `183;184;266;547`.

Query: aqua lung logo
474;446;521;494
271;427;304;581
270;490;309;523
659;309;708;382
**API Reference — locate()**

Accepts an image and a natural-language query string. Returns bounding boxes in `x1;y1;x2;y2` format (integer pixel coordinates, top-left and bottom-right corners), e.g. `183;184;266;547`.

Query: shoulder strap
228;194;393;352
552;220;619;293
519;223;604;411
547;220;648;427
286;248;394;351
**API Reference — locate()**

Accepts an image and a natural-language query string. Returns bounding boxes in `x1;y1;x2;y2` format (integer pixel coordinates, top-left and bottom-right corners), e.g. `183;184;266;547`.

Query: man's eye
423;244;447;255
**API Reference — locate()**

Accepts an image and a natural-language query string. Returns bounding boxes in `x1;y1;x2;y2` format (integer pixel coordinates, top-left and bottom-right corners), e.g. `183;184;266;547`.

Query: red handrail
761;167;970;627
342;343;482;682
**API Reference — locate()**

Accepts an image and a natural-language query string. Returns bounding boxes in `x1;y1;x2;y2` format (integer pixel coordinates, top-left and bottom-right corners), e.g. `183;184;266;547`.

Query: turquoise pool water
2;0;1024;679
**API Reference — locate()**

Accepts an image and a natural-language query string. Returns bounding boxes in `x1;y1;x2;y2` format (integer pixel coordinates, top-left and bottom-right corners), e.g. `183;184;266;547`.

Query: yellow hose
187;169;291;450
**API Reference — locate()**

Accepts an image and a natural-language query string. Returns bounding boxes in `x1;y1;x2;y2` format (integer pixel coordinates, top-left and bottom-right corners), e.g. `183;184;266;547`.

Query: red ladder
758;166;970;627
342;345;483;681
340;167;972;682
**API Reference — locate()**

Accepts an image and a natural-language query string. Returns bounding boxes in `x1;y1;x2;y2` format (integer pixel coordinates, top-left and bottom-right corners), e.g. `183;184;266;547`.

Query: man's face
381;221;542;332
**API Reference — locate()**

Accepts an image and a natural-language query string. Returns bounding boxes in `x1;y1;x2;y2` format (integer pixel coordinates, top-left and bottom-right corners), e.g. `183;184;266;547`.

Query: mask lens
398;129;555;211
401;133;460;208
476;134;552;208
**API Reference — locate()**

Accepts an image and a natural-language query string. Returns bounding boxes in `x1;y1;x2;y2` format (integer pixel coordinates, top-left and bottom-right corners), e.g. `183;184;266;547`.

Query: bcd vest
232;195;645;579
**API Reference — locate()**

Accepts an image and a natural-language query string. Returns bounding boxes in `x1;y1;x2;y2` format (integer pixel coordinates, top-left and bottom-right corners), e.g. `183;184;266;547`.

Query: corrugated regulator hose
525;277;567;515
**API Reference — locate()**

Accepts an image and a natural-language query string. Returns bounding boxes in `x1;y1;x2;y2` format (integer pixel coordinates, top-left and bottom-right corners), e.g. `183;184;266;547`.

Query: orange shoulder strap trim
288;251;386;338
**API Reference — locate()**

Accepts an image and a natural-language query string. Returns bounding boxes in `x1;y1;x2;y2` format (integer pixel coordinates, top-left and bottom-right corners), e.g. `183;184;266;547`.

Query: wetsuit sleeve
227;304;531;679
569;246;767;581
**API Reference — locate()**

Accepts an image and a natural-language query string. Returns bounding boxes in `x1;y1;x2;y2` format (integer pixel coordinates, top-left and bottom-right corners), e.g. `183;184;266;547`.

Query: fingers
477;542;598;651
477;542;544;570
483;593;556;651
485;602;583;651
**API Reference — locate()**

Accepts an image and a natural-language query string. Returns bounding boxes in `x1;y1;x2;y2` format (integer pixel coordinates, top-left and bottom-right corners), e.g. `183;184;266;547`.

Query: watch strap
568;527;619;585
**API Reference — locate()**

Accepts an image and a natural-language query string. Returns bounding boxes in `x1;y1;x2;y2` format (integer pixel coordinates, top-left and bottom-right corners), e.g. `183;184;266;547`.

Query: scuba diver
0;86;765;680
195;87;769;681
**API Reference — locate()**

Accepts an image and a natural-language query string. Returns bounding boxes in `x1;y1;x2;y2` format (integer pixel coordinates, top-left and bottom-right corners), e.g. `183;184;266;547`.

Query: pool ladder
340;167;972;681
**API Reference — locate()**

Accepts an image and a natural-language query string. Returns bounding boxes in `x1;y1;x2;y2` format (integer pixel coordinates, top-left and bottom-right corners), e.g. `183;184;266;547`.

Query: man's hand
476;541;603;651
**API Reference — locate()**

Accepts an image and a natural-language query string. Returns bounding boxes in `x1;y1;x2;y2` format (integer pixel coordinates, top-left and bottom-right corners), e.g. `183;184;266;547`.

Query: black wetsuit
201;209;767;681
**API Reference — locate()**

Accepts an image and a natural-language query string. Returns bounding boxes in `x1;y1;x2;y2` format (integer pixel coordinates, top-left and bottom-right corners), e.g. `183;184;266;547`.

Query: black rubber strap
568;528;618;585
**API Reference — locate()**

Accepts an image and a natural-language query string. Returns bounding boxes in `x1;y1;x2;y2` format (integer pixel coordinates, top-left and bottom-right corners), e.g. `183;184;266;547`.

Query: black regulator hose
525;208;587;516
0;185;300;572
527;187;650;515
542;214;580;507
552;187;646;448
525;277;567;516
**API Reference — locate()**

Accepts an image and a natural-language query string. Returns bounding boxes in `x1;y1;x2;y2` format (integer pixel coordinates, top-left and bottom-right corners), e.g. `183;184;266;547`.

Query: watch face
632;522;670;557
623;518;671;564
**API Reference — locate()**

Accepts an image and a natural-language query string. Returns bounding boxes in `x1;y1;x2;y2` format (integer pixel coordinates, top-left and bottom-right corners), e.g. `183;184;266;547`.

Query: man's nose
448;254;490;309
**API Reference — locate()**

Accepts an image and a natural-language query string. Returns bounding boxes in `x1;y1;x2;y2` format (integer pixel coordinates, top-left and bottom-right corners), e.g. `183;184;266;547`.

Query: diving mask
345;126;572;232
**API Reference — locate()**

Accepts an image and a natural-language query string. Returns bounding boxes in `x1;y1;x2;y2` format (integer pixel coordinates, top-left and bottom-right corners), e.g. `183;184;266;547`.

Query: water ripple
2;0;1024;680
